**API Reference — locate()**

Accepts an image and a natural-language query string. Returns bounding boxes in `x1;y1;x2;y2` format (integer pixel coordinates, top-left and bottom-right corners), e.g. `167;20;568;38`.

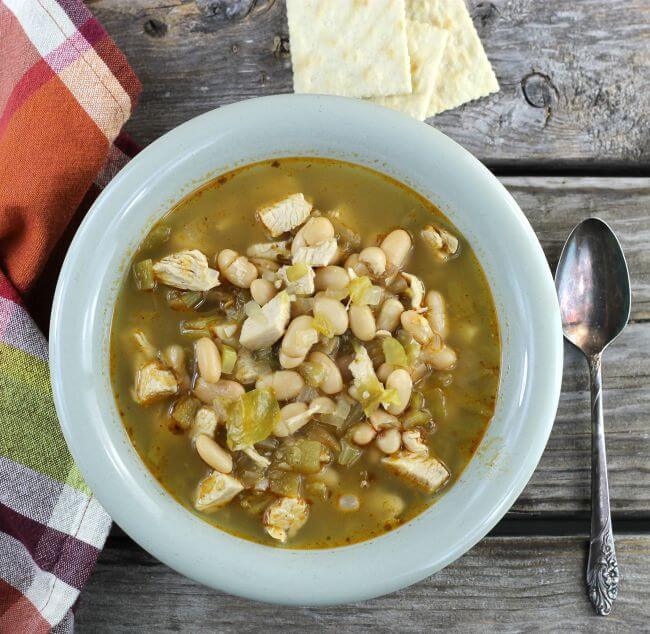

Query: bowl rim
50;94;563;605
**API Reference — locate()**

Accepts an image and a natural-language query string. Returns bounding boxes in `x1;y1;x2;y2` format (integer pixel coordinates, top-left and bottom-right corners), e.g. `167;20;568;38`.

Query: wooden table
78;1;650;630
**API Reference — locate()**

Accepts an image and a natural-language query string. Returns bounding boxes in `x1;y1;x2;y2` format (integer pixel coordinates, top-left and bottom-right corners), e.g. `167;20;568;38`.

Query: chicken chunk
133;361;178;405
401;272;425;309
246;240;291;261
239;290;291;350
382;451;450;493
292;239;338;267
257;193;312;237
194;470;244;512
263;497;309;542
278;264;315;296
152;249;220;291
349;344;378;386
421;225;459;262
189;406;220;442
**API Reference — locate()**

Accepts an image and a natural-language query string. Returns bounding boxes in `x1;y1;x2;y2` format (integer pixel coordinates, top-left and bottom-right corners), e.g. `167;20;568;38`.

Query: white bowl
50;95;562;605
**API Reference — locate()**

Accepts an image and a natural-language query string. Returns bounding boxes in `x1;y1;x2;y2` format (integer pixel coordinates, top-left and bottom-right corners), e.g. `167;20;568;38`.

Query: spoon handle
586;354;619;615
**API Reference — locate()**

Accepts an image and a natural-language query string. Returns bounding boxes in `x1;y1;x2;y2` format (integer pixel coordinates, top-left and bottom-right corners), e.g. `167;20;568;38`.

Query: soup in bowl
111;158;500;548
50;95;562;604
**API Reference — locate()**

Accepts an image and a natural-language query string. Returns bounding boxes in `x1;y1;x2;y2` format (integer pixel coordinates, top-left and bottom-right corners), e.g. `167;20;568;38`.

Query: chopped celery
408;391;425;410
268;469;302;497
298;360;326;388
165;289;204;311
305;481;329;501
220;345;237;374
239;468;266;489
286;262;310;282
226;387;279;450
429;387;447;420
325;212;361;247
179;317;220;337
305;423;341;453
211;322;239;341
142;224;171;249
312;313;335;338
171;395;200;430
401;408;433;429
382;337;408;367
239;491;274;516
348;276;372;305
337;438;363;467
132;259;155;291
348;275;382;306
405;339;422;365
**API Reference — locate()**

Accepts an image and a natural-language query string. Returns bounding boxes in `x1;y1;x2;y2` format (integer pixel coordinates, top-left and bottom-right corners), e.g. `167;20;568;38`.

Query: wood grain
500;178;650;515
87;0;650;167
76;534;650;632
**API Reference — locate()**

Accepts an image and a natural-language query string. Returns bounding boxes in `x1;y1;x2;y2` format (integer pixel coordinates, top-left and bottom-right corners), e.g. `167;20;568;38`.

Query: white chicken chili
111;158;500;548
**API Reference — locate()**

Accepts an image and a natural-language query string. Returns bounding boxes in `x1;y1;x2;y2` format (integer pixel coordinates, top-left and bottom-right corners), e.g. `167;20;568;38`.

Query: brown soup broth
110;158;500;548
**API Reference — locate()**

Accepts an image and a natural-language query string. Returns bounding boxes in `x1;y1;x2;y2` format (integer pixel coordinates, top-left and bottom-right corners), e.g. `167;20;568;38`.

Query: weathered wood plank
506;177;650;321
87;0;650;166
76;534;650;632
500;177;650;515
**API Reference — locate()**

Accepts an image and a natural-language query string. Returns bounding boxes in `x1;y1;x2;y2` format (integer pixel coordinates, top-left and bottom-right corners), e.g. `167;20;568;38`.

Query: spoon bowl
555;217;631;357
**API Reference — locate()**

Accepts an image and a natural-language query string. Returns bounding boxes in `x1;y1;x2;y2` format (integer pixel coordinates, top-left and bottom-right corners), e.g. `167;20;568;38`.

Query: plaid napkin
0;1;140;631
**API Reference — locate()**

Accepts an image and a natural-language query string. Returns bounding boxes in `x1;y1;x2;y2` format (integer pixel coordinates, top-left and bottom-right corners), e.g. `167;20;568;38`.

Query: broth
110;158;500;548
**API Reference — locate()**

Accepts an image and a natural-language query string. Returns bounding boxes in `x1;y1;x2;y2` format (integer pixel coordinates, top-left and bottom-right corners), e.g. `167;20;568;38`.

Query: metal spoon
555;217;630;616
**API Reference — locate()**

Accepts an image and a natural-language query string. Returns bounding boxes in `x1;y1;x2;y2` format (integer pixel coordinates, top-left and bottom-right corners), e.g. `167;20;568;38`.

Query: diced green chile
274;439;324;475
226;387;279;450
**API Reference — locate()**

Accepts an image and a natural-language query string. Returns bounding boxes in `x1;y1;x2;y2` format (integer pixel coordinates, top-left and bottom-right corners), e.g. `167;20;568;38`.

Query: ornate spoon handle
586;354;619;616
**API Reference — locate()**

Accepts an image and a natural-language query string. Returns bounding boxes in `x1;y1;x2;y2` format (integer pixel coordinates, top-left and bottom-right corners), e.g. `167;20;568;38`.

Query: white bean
281;315;318;364
369;409;400;430
359;246;386;276
314;266;350;291
256;370;304;400
421;344;457;370
193;377;244;403
376;428;402;454
349;305;376;341
195;434;233;473
308;351;344;394
425;290;447;338
311;396;336;415
344;253;370;277
385;368;412;415
400;310;434;344
380;229;412;270
313;294;348;335
351;422;376;446
376;297;404;332
217;249;258;288
302;217;334;245
376;362;395;384
250;278;277;305
275;402;311;436
162;344;190;389
194;337;222;383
